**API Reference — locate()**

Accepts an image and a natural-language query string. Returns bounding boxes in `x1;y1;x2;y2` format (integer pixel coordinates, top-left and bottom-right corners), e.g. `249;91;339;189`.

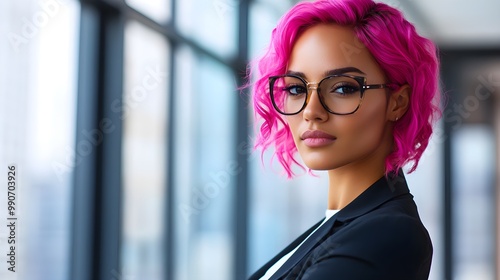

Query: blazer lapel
269;215;339;280
268;171;410;280
248;219;323;280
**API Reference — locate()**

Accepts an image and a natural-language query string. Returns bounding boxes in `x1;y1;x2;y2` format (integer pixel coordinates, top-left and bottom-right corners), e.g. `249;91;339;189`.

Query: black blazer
248;171;432;280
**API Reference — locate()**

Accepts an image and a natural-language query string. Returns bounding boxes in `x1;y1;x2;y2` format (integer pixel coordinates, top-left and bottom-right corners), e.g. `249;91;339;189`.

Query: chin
300;154;345;171
304;162;341;171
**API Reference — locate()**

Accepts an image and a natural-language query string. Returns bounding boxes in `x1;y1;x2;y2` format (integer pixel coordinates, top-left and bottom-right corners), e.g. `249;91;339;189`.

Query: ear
387;84;410;122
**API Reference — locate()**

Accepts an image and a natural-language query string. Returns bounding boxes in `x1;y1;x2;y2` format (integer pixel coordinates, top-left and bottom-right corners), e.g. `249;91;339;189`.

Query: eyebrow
286;67;366;78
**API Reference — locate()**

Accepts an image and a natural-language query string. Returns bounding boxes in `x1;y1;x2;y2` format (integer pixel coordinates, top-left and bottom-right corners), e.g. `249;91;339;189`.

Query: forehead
287;24;383;80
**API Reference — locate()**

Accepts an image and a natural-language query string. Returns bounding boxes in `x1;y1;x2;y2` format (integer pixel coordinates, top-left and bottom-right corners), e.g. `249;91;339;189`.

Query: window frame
71;0;252;279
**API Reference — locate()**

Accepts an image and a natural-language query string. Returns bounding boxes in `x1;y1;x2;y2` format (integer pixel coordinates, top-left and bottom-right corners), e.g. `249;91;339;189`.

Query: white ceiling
383;0;500;47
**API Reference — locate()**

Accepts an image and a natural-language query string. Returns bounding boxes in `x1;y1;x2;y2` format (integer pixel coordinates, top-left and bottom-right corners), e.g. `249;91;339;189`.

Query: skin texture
285;24;410;209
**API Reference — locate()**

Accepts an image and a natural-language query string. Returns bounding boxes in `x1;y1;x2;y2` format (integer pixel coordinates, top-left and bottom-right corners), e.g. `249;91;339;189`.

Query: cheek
285;115;302;143
341;100;387;143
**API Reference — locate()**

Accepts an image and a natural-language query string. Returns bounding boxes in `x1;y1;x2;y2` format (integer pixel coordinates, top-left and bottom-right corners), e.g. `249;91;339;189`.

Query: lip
300;130;337;148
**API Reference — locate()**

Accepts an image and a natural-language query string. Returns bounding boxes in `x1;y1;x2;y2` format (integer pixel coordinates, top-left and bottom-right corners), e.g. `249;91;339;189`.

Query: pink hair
250;0;441;178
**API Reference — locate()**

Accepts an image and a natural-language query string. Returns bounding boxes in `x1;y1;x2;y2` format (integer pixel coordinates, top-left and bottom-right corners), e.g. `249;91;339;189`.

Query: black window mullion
71;4;101;280
165;40;178;280
95;8;125;280
440;51;456;280
72;2;125;280
234;0;251;279
164;1;177;279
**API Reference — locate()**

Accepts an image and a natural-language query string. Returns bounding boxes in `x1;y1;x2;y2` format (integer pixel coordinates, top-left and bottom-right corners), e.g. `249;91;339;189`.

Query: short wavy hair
250;0;441;178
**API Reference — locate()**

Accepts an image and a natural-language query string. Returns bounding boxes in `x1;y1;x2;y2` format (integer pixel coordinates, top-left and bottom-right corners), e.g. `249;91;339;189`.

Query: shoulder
331;204;432;257
340;211;432;258
306;209;432;278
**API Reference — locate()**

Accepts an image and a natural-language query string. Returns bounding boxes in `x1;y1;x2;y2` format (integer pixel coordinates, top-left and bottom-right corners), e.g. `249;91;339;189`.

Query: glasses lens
271;76;307;114
318;76;362;114
270;75;363;115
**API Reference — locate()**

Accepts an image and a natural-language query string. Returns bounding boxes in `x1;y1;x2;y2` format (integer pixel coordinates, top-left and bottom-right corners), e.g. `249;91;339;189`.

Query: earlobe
388;84;410;121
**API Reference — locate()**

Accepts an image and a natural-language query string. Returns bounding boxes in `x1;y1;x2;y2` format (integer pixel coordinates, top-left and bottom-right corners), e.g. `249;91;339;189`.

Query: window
0;0;80;279
176;0;238;58
172;47;237;280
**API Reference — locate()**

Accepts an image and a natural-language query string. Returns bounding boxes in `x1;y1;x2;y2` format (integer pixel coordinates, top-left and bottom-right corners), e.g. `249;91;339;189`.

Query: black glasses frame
269;74;391;115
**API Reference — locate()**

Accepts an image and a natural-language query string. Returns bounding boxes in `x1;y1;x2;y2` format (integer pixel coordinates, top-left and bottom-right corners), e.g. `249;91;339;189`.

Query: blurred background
0;0;499;279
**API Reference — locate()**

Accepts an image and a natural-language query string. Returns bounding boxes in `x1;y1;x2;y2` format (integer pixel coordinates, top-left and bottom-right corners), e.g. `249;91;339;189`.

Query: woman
248;0;440;279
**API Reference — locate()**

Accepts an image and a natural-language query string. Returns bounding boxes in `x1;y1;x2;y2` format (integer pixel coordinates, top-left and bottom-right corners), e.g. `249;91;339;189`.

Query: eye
284;84;307;96
330;82;360;96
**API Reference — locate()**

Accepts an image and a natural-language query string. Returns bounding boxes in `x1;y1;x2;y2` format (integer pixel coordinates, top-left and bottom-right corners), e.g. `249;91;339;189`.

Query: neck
327;130;392;210
327;163;384;209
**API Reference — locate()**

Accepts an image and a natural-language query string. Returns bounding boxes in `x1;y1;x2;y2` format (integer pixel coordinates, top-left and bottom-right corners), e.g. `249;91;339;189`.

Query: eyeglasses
269;74;391;115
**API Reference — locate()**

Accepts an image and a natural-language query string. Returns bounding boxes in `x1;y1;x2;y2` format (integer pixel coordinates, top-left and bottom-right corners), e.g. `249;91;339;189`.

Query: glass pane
452;125;496;280
0;0;80;279
121;21;169;280
176;0;237;58
173;47;236;280
126;0;171;23
249;1;293;59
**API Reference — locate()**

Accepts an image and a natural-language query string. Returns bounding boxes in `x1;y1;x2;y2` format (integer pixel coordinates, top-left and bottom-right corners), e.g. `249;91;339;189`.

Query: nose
302;87;329;122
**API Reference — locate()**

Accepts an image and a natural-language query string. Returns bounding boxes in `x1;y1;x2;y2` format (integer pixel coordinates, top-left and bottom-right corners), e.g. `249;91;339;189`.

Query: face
286;24;393;171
